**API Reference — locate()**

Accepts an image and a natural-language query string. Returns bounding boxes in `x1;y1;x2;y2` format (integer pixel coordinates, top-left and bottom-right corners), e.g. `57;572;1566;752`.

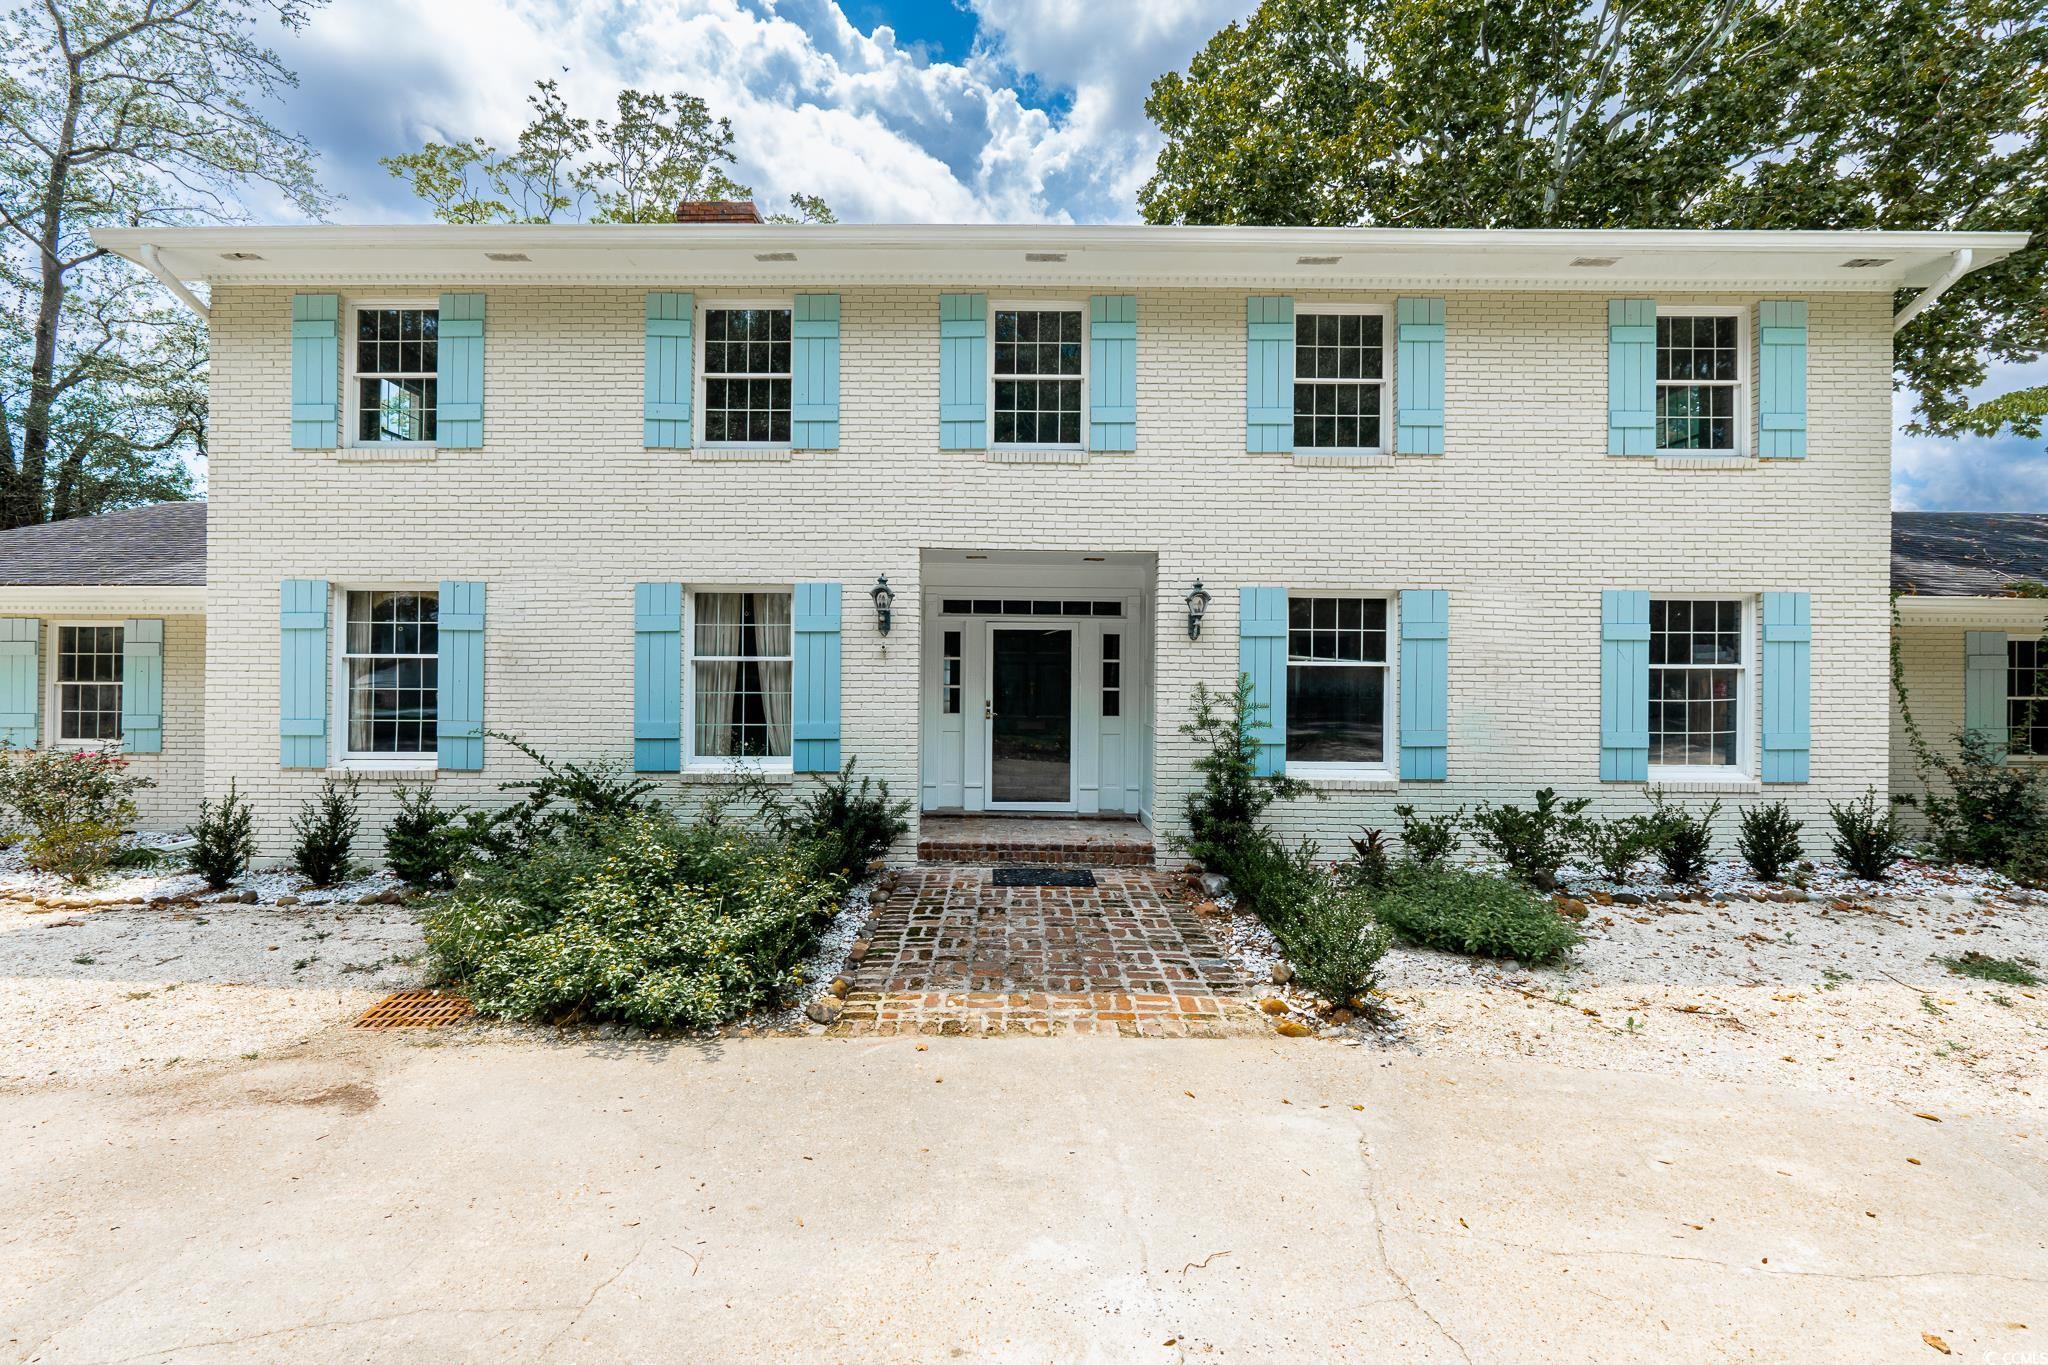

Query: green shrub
1339;827;1392;891
1372;864;1582;965
423;812;842;1029
1644;792;1720;884
1274;873;1391;1009
1215;827;1323;924
1828;787;1906;881
1999;828;2048;888
0;746;155;883
1579;814;1657;884
291;775;361;886
736;759;910;879
1170;676;1316;871
385;785;466;889
1919;729;2048;869
1735;801;1804;882
1467;788;1589;890
1393;803;1461;866
186;781;256;890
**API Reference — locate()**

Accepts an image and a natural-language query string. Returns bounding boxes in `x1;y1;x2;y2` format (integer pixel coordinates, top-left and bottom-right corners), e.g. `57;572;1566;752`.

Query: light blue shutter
792;294;841;449
437;581;485;770
1246;296;1295;453
1399;590;1448;780
1964;630;2009;753
291;294;338;449
1760;591;1810;782
1600;590;1650;781
939;294;987;449
279;580;328;768
0;619;38;747
437;292;485;448
1607;299;1656;456
633;583;682;772
1395;298;1445;455
1089;294;1136;452
120;619;163;754
644;293;694;448
1758;301;1808;459
1239;587;1288;777
793;582;842;774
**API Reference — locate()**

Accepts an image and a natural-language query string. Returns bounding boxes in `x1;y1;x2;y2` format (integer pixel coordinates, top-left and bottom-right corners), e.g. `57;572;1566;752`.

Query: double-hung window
342;590;438;760
1285;595;1390;769
352;305;438;444
1294;309;1387;452
702;306;792;444
1655;312;1742;453
1649;598;1745;769
2007;639;2048;756
992;306;1083;447
52;624;123;745
690;591;793;763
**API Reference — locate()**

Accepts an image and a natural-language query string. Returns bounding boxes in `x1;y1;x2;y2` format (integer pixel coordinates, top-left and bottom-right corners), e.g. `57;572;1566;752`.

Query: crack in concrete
1352;1128;1472;1363
541;1232;657;1354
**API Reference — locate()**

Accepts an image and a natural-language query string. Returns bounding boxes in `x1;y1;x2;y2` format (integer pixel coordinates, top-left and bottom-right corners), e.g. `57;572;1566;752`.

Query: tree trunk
7;56;84;530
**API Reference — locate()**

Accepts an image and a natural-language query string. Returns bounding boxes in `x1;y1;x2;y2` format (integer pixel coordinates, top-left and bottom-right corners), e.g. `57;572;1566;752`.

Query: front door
988;626;1073;807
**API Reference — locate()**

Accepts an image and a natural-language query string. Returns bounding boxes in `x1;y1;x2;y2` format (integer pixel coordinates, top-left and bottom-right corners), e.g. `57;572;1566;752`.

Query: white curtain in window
694;592;741;757
759;592;792;756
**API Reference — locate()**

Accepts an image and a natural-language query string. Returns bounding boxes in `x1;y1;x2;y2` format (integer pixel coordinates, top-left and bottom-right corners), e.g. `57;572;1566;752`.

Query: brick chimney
675;200;764;224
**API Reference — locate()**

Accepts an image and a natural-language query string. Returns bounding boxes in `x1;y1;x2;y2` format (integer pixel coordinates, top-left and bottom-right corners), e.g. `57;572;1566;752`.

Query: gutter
1892;248;1973;333
135;244;209;321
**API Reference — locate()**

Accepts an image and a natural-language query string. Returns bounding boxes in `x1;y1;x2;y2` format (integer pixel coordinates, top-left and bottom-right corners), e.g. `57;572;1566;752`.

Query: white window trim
1652;304;1749;458
988;298;1089;452
1646;593;1753;781
683;584;796;774
45;619;124;750
1283;591;1399;781
1291;301;1394;457
342;298;441;451
329;582;439;770
696;298;795;451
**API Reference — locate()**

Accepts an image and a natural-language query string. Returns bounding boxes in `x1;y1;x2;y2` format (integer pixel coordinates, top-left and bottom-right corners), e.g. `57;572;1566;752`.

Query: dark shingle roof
1894;511;2048;596
0;502;205;587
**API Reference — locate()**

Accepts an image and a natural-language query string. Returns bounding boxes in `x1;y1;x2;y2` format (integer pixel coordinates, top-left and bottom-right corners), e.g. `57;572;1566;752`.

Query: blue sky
258;0;2038;509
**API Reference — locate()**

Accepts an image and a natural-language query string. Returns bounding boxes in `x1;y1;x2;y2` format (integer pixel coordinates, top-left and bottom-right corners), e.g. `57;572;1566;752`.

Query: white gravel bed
757;879;876;1033
0;834;407;909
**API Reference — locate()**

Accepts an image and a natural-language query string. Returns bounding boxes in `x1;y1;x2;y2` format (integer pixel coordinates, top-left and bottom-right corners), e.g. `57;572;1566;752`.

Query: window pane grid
1655;315;1738;451
692;592;793;759
993;309;1083;446
344;591;438;756
1284;596;1387;764
1102;633;1121;718
56;625;123;743
942;629;962;716
703;308;792;444
354;308;438;443
2007;639;2048;756
1293;313;1385;450
1648;598;1742;767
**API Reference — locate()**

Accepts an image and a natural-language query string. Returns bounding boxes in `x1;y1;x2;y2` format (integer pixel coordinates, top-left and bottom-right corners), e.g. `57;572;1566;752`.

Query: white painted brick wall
204;284;1895;858
1892;610;2048;826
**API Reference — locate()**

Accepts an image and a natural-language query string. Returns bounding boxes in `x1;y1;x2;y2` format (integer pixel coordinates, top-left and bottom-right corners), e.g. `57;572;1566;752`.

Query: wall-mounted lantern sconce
1184;580;1211;639
870;575;895;635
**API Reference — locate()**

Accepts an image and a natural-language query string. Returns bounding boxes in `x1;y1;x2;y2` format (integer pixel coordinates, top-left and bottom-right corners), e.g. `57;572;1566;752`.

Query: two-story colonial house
21;214;2018;862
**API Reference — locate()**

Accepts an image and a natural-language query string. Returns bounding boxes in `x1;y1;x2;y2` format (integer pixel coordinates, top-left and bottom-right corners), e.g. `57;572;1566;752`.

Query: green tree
1141;0;2047;446
383;80;835;226
0;0;332;528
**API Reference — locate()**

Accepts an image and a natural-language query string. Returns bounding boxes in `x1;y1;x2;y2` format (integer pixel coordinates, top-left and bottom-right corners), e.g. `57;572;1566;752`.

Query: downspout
1892;248;1973;334
135;244;209;321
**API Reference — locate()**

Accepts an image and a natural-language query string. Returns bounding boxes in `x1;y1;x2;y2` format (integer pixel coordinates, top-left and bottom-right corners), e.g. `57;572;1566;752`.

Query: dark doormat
993;865;1098;888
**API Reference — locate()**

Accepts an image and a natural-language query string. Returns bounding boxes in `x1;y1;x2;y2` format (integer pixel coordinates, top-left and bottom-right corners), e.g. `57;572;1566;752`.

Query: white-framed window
349;302;438;445
337;588;439;762
1649;597;1746;770
1102;632;1122;719
1285;594;1392;771
700;303;792;445
1293;306;1389;452
689;589;793;766
941;629;962;716
2007;639;2048;756
1655;309;1745;453
991;303;1085;448
49;623;123;746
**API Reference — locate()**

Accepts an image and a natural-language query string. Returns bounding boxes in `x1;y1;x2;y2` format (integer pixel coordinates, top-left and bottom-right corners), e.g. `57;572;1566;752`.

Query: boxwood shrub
1372;864;1581;965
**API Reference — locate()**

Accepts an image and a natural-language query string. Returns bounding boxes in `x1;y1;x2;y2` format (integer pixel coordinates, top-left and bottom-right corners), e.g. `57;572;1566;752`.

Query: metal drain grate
355;990;474;1030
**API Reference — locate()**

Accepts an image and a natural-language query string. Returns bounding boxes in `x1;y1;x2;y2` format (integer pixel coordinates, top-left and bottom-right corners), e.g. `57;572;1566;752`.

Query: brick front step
915;838;1154;867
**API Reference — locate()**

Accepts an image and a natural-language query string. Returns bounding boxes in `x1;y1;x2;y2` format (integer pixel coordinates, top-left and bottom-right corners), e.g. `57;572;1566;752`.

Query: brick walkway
916;815;1155;867
830;867;1264;1037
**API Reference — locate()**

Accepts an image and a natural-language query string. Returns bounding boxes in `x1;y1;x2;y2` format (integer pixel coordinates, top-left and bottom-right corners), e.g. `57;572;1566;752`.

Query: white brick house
45;221;2024;861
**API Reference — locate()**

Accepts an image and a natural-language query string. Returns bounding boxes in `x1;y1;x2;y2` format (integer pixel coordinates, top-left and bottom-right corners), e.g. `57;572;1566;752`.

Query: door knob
984;700;994;720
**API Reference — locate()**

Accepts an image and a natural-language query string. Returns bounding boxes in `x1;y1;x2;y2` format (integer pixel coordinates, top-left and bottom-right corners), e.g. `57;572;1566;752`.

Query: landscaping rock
1555;897;1589;920
1191;899;1221;916
805;998;843;1025
846;940;870;964
1781;888;1811;902
1329;1009;1354;1026
1258;997;1288;1015
1200;873;1230;898
1274;1020;1313;1037
275;895;299;907
1269;963;1293;984
828;974;852;998
239;890;260;904
1611;892;1645;906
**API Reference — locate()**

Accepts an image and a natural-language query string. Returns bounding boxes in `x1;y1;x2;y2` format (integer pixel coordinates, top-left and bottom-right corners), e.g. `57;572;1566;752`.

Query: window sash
689;591;794;763
701;307;793;445
1654;313;1742;453
352;306;439;444
1648;597;1745;769
54;624;123;744
991;307;1084;448
341;589;439;759
1284;594;1391;768
2007;638;2048;755
1292;311;1387;452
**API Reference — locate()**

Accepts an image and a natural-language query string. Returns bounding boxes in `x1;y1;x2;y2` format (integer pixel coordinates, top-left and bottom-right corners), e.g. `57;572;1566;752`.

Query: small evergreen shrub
1223;829;1324;925
1918;729;2048;869
186;781;256;890
1644;792;1720;884
1393;803;1461;867
1372;865;1581;965
1274;873;1391;1009
1999;828;2048;888
1169;676;1316;873
291;775;361;886
1467;788;1589;890
1828;787;1906;881
0;746;155;883
385;785;466;889
1579;814;1657;884
736;759;910;879
1735;801;1804;882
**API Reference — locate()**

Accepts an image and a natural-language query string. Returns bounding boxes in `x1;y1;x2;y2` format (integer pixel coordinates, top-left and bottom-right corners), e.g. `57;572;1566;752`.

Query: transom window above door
1656;314;1741;452
54;624;123;744
353;306;437;443
992;307;1083;446
1649;597;1744;768
702;307;792;444
1294;311;1386;451
1286;595;1390;768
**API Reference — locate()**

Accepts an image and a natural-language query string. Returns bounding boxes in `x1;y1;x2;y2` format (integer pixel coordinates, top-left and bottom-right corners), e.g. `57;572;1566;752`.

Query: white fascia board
0;585;205;616
1894;595;2048;628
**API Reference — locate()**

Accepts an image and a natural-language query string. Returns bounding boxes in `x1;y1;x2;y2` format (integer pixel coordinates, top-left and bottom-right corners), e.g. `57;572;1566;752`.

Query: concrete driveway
2;1031;2042;1362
